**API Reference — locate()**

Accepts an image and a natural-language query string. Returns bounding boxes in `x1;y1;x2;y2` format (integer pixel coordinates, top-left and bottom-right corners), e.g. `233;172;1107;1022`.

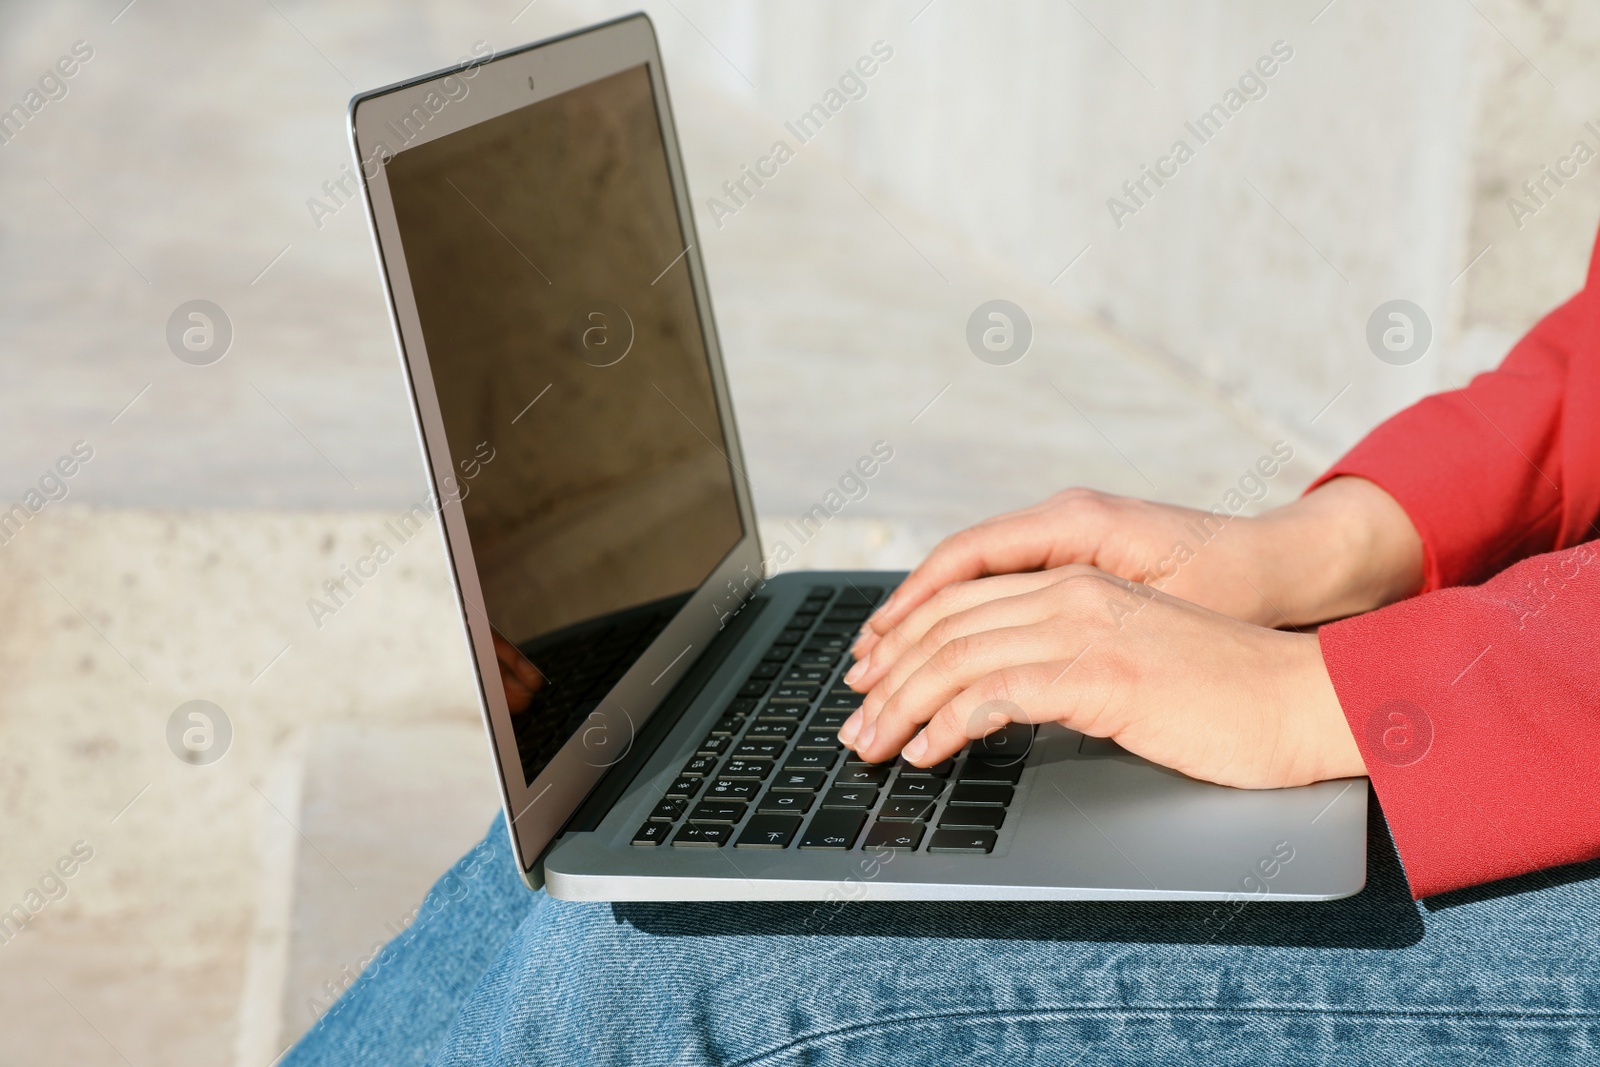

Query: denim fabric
286;794;1600;1066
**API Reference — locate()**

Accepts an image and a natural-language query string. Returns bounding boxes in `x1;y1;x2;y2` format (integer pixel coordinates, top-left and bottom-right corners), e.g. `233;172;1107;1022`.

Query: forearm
1243;476;1424;627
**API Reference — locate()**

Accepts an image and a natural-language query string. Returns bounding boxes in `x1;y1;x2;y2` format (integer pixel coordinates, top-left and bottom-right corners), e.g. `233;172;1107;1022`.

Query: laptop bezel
348;13;766;879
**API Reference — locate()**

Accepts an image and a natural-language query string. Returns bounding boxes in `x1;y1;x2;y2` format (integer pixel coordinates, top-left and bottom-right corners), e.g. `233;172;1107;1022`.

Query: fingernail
858;720;877;752
902;733;928;763
838;710;862;746
843;659;867;686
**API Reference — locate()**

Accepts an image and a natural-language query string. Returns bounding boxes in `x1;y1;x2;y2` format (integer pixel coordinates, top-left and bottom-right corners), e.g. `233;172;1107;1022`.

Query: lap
288;800;1600;1067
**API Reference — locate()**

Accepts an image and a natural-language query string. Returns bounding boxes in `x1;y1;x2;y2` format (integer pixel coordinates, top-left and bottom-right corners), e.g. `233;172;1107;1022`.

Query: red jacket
1315;229;1600;899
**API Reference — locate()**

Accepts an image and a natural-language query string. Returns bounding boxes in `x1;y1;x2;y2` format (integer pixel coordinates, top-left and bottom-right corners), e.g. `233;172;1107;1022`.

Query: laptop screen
385;63;744;786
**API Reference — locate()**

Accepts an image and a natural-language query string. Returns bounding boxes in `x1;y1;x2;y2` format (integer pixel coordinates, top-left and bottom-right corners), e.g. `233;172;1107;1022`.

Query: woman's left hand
837;565;1365;789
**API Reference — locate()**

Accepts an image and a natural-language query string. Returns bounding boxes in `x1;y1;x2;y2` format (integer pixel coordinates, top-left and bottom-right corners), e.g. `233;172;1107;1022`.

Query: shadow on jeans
616;788;1425;949
1423;856;1600;912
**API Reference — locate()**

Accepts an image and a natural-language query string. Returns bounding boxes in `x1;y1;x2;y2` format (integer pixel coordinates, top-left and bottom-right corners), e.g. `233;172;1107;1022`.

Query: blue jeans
284;795;1600;1065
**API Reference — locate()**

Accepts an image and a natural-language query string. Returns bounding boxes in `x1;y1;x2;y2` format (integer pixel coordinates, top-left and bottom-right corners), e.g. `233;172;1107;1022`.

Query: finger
512;656;543;691
839;575;1068;747
854;510;1071;655
900;665;1069;765
847;569;1071;695
495;638;544;690
851;572;1075;713
853;623;1080;764
501;669;535;714
849;512;1036;661
855;569;1122;755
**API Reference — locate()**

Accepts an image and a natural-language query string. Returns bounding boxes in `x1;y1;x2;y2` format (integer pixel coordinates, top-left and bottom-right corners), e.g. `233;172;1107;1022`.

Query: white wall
602;0;1600;457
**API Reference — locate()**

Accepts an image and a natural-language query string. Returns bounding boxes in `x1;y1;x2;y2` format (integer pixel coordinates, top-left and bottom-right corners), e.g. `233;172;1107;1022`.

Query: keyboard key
897;758;954;779
696;735;731;755
888;777;944;799
948;783;1014;807
706;778;759;802
783;667;831;686
735;814;803;849
822;786;878;809
864;821;925;852
650;798;687;822
672;823;732;847
799;809;867;850
749;662;783;680
878;798;936;822
784;751;838;773
835;586;882;606
709;717;744;736
805;635;849;653
769;685;821;704
796;730;843;751
938;806;1006;830
761;645;792;663
632;822;670;846
809;621;859;637
773;627;809;646
820;692;864;710
959;758;1024;784
757;791;816;815
927;828;997;854
973;723;1036;762
721;759;773;780
688;801;746;824
665;777;701;799
738;679;772;699
680;754;719;778
824;605;872;622
809;710;851;731
747;721;796;739
806;584;838;599
770;770;827;792
795;651;842;669
756;704;805;722
733;739;785;760
836;765;892;786
725;698;758;717
821;623;868;641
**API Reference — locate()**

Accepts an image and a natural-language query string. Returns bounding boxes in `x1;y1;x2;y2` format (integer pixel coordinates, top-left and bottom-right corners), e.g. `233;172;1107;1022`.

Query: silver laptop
348;13;1367;902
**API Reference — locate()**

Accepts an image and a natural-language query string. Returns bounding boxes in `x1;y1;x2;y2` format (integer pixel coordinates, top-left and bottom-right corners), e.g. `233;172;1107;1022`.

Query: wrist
1280;631;1366;784
1245;476;1424;626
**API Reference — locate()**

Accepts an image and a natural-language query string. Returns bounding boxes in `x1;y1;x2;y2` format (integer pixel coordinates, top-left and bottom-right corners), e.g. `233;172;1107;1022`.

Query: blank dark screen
384;64;744;784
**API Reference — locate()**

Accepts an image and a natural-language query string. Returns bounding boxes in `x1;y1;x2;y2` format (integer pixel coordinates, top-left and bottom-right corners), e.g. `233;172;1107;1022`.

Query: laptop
348;13;1367;901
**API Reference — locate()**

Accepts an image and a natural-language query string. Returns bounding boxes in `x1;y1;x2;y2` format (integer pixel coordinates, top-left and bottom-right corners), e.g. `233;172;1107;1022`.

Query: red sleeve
1310;286;1600;588
1319;541;1600;898
1308;224;1600;897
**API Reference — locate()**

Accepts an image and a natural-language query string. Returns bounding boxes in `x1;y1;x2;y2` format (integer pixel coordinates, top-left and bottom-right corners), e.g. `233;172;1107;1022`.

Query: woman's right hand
848;476;1423;689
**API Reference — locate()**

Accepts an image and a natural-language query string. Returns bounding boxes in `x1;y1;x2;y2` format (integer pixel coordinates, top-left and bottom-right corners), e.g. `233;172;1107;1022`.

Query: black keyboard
630;583;1035;855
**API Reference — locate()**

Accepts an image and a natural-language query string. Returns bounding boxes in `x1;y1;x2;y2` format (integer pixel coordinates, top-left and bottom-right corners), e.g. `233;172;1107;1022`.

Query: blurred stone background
0;0;1595;1062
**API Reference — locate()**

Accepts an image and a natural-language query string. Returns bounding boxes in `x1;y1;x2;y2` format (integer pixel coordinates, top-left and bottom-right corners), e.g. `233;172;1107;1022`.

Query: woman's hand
851;477;1423;671
838;565;1365;789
